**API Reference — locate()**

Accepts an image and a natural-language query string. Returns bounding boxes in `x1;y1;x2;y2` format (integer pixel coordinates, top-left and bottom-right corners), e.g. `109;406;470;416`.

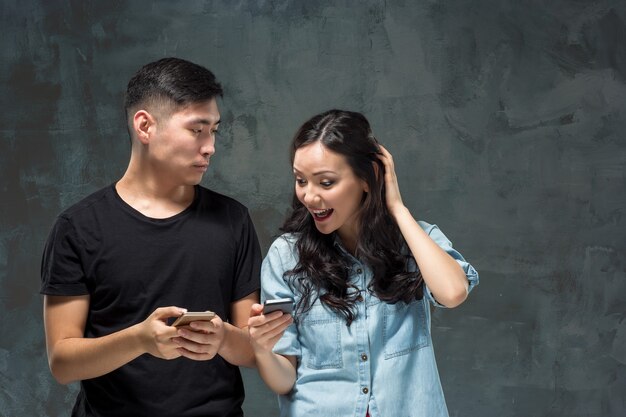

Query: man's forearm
218;323;256;368
48;324;145;384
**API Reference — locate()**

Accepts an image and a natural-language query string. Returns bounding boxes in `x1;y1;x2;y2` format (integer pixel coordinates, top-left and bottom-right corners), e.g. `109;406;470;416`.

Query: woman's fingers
249;312;293;352
375;144;404;211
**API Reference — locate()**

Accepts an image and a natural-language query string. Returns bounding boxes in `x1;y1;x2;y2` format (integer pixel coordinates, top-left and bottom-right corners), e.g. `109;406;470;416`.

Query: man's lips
193;161;209;170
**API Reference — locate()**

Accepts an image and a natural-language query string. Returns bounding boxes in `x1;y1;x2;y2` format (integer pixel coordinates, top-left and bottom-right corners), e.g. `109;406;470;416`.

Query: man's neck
116;171;196;219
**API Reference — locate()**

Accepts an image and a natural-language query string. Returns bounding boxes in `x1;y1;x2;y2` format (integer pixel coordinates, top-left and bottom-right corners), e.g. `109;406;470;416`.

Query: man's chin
187;173;206;185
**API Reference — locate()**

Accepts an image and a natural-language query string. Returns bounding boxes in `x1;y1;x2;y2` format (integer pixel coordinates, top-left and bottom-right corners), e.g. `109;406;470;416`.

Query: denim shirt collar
332;233;360;265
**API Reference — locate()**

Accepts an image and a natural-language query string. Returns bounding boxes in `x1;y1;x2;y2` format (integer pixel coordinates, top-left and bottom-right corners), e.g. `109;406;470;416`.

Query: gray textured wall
1;1;625;416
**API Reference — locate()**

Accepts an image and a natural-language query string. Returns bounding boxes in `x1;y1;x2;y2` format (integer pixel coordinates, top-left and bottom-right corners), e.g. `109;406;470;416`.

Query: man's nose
201;141;215;157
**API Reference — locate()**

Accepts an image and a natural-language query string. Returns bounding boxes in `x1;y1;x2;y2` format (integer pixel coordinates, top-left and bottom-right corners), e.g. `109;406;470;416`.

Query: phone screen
263;298;295;315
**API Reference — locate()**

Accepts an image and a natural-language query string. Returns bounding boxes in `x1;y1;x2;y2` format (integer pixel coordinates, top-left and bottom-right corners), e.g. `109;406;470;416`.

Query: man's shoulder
58;184;114;221
196;185;249;214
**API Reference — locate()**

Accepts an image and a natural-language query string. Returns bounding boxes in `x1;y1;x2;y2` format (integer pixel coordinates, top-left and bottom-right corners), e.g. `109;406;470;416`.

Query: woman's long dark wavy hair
282;109;423;325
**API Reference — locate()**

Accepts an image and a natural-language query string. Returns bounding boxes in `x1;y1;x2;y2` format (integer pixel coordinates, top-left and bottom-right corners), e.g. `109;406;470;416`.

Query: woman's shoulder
416;220;435;233
270;232;299;249
265;233;300;258
263;233;300;269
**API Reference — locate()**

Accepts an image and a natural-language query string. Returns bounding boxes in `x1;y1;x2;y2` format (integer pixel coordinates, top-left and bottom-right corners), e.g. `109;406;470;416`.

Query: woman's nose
302;186;321;206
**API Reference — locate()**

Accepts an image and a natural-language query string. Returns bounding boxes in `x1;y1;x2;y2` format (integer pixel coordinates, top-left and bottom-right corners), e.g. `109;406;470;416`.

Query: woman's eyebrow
293;167;337;176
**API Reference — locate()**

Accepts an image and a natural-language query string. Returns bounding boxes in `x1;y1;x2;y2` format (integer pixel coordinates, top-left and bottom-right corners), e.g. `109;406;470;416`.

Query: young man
41;58;261;416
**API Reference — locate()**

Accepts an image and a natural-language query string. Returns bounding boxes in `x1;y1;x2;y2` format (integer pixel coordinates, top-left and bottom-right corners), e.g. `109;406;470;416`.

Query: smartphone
171;311;216;327
263;298;295;315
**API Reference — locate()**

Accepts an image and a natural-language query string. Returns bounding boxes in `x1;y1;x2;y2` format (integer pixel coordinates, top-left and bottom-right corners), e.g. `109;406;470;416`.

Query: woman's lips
311;208;333;222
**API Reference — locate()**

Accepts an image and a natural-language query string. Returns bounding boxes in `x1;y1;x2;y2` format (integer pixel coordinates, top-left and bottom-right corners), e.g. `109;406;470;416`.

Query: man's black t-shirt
41;184;261;417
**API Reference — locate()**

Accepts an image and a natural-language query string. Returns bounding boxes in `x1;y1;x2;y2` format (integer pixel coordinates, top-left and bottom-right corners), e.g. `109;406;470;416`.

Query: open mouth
311;208;333;221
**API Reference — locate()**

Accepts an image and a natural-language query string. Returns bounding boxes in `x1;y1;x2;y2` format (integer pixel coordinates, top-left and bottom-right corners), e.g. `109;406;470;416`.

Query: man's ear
132;110;156;145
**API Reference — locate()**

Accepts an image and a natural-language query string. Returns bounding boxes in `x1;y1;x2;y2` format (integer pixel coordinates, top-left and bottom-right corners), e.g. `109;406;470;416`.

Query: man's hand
173;315;226;361
137;306;187;360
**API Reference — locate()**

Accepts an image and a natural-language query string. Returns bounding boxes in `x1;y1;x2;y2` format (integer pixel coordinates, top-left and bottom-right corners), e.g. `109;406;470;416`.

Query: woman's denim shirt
261;221;479;417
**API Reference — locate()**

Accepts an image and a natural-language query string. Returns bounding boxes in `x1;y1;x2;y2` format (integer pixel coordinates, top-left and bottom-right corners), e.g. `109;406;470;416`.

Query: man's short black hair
124;57;223;120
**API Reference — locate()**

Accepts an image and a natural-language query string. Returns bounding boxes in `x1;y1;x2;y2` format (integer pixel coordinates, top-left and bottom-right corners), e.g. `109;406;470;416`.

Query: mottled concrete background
1;0;625;416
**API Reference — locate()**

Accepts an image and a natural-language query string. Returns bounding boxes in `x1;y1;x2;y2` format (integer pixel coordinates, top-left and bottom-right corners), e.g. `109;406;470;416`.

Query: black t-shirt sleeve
40;216;89;296
230;210;261;301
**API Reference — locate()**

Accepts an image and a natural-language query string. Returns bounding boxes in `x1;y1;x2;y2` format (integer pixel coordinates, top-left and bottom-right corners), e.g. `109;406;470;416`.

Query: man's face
148;98;220;186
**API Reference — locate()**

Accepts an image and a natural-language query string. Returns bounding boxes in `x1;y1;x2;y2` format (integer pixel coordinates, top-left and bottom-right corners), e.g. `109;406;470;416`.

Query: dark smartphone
263;298;294;315
171;311;216;327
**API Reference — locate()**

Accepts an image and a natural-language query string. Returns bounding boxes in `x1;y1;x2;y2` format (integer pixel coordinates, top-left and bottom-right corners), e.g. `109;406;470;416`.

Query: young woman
248;109;479;417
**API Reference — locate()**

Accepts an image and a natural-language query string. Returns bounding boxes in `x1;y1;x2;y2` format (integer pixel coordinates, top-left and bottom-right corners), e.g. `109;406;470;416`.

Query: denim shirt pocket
299;304;343;369
382;298;430;359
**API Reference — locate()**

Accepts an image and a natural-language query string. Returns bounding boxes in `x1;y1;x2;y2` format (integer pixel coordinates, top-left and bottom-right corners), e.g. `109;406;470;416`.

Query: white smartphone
171;311;216;327
263;298;295;315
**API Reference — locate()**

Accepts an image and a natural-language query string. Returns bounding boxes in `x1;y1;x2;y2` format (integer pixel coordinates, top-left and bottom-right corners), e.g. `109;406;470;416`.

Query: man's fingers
177;348;216;361
153;306;187;320
174;335;219;357
177;328;220;343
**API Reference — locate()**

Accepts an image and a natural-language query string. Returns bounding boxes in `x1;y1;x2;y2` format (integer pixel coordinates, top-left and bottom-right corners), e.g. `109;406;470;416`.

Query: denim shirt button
361;353;368;361
362;387;369;394
356;268;363;274
356;295;364;302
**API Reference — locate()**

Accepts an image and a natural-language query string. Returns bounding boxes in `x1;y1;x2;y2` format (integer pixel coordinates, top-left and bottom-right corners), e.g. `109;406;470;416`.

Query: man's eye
191;129;202;134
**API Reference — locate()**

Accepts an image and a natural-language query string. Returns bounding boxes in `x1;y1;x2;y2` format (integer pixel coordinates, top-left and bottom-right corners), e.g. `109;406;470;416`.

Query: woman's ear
362;179;370;193
372;160;380;181
364;160;382;194
132;110;156;145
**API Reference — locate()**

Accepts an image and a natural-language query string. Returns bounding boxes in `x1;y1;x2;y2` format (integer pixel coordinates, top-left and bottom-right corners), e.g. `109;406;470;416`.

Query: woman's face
293;141;369;248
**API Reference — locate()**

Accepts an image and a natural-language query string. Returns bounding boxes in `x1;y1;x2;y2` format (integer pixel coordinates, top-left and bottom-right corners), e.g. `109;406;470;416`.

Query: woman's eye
296;178;306;186
321;181;334;187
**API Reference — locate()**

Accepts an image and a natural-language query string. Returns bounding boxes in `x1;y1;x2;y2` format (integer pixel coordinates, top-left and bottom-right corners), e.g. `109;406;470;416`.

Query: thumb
250;303;264;317
153;306;187;320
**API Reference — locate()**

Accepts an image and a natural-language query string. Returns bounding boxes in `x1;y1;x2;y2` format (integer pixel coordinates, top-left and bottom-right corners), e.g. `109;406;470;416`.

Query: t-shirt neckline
110;182;199;224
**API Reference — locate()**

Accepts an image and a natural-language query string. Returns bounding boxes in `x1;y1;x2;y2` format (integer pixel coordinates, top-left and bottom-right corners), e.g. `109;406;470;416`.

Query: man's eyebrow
189;118;220;125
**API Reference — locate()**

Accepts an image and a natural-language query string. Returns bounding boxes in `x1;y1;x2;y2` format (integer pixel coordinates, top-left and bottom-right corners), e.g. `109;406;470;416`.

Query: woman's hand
247;303;297;394
376;145;406;217
376;145;470;308
247;303;293;354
